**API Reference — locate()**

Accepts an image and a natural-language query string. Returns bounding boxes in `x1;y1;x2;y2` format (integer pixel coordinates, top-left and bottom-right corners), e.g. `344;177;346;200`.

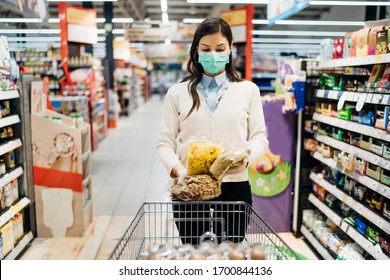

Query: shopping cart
109;201;301;260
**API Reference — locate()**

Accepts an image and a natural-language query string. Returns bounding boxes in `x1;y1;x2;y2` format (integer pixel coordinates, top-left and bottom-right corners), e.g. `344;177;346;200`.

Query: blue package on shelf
292;81;306;111
358;111;375;126
355;217;368;236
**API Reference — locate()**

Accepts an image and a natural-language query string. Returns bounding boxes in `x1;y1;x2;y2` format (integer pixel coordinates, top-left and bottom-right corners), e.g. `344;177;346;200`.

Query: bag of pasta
187;140;223;176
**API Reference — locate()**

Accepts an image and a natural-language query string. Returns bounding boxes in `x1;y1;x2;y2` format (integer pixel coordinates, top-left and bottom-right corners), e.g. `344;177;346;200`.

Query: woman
156;17;269;244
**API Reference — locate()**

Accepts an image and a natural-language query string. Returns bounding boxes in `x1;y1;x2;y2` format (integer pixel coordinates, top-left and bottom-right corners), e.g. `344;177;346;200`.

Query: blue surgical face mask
198;51;230;74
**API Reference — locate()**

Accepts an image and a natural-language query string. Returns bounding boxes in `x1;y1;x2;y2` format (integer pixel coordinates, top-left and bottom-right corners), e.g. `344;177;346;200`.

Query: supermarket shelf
82;175;91;188
3;231;34;260
308;194;390;260
300;224;334;260
0;197;30;228
259;87;276;92
0;115;21;129
316;89;390;106
0;90;19;100
314;134;390;170
313;113;390;142
0;166;23;189
318;53;390;68
310;172;390;235
312;151;390;200
0;138;22;157
252;72;277;79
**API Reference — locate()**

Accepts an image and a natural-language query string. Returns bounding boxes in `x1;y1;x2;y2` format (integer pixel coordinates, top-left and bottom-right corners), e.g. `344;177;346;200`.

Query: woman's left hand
226;158;249;174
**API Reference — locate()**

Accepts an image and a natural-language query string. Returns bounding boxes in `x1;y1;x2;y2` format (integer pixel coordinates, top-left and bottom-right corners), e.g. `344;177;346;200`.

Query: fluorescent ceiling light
0;29;60;34
253;49;320;54
48;18;105;23
6;37;60;42
252;44;320;49
162;12;169;23
310;1;390;6
252;30;345;36
130;43;144;48
98;36;106;41
161;0;168;12
112;18;134;23
187;0;269;3
112;29;125;34
252;38;323;44
9;43;61;48
0;18;43;23
183;18;204;24
97;29;106;34
252;19;364;26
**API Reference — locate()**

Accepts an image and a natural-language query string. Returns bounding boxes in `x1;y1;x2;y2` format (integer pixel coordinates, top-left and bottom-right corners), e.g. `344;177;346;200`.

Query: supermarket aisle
21;94;317;260
91;95;170;216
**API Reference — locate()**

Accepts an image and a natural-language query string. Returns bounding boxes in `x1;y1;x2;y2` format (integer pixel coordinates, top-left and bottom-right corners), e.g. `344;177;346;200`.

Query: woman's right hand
172;164;188;184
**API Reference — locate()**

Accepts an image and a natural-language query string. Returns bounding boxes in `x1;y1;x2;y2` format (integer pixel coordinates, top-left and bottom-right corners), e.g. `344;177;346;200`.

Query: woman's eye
200;49;211;52
216;49;226;52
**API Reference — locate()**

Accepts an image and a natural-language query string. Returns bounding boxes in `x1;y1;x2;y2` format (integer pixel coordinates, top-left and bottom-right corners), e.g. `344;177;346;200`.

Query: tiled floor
21;94;317;260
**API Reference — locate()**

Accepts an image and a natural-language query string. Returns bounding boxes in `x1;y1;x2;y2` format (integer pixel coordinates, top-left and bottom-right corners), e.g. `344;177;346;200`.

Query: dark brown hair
182;17;243;118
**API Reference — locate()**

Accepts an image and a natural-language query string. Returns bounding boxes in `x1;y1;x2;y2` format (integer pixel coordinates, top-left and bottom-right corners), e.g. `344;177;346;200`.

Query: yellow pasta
187;141;222;176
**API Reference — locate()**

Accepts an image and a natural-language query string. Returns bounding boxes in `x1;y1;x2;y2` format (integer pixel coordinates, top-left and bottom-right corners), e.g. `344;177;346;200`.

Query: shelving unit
0;67;36;259
301;51;390;260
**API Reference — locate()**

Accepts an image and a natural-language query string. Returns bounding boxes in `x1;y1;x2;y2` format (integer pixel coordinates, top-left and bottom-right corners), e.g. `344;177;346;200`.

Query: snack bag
187;141;222;176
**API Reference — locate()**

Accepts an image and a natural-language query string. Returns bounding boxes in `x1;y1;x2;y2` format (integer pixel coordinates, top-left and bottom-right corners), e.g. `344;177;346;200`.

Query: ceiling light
6;37;60;42
162;12;169;23
0;29;61;34
161;0;168;12
310;1;390;6
112;29;125;34
252;38;323;44
252;30;345;37
112;18;134;23
187;0;269;3
0;18;43;23
252;44;320;49
183;18;204;24
253;19;364;26
48;18;105;23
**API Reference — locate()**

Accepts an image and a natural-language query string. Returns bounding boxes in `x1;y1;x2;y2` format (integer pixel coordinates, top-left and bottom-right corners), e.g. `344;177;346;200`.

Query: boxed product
368;64;385;84
352;185;368;202
375;106;390;131
321;103;336;116
322;144;333;158
383;198;390;219
338;243;365;260
354;157;367;175
368;25;385;55
366;163;381;181
383;143;390;159
343;32;352;58
341;202;353;216
358;109;375;126
359;135;372;151
350;132;360;147
366;191;384;211
365;225;380;244
338;106;352;121
376;28;388;54
320;38;334;61
376;64;390;93
327;233;352;255
333;37;344;59
356;28;370;57
379;236;390;256
350;31;359;57
344;177;356;195
317;186;328;202
325;193;338;208
0;221;14;257
340;152;355;172
381;169;390;186
371;138;384;155
355;216;368;235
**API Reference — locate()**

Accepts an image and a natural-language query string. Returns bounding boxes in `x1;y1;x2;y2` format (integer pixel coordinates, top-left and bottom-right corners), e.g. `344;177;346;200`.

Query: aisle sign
267;0;309;26
125;21;178;42
66;7;97;44
113;39;131;61
220;7;247;43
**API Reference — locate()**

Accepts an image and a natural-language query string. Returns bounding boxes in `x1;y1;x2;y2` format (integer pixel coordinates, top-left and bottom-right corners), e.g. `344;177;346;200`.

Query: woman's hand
172;164;188;183
226;158;249;174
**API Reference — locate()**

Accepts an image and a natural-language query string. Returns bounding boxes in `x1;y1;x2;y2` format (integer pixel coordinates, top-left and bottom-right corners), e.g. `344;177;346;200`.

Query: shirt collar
201;71;228;88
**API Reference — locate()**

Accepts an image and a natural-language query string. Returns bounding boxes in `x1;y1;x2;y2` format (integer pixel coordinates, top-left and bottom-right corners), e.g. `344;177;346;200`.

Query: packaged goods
0;221;14;257
371;138;384;155
338;243;365;260
343;32;352;58
187;141;222;176
333;37;344;59
375;107;390;131
350;31;359;57
209;149;250;180
376;28;388;54
171;174;220;201
357;28;370;57
368;26;384;55
379;236;390;256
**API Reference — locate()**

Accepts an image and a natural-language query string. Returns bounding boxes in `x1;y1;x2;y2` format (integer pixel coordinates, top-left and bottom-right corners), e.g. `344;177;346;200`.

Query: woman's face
197;32;231;76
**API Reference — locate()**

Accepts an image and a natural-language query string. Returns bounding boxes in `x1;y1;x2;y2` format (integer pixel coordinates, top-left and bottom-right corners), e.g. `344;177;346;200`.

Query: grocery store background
0;0;390;261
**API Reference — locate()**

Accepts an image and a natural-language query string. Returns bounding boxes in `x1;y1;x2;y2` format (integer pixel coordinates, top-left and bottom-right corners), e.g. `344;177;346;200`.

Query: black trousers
173;181;253;245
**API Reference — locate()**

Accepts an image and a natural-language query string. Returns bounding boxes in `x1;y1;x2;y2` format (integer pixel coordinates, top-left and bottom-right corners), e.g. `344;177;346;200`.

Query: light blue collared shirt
197;71;232;113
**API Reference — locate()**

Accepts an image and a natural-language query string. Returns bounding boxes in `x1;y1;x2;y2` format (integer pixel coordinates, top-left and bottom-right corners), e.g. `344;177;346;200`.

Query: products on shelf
0;221;14;257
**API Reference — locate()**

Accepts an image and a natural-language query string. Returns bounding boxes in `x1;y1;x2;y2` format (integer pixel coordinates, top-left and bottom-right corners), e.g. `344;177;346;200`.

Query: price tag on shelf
372;94;382;104
353;92;360;102
317;90;325;98
347;91;354;101
374;244;384;256
356;93;367;111
378;220;383;230
366;94;373;103
340;221;349;232
376;54;384;63
382;95;390;105
337;93;348;110
356;203;363;213
329;91;339;99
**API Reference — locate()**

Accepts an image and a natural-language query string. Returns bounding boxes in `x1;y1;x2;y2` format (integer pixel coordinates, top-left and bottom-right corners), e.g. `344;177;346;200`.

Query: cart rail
109;201;300;260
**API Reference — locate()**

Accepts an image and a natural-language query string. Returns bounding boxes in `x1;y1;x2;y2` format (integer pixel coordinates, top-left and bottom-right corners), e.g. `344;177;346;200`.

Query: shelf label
383;95;390;105
366;94;373;103
372;94;382;104
340;221;349;232
337;93;348;110
376;54;384;63
353;92;360;102
329;91;339;99
356;93;367;111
